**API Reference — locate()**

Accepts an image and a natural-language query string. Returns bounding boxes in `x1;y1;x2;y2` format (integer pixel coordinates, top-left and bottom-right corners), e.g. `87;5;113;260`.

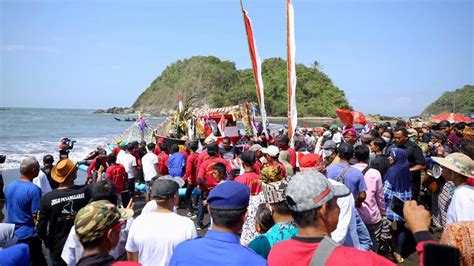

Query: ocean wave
0;136;113;170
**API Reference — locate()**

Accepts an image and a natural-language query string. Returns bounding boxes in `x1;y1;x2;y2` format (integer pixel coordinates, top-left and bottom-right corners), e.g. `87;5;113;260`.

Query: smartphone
391;195;405;218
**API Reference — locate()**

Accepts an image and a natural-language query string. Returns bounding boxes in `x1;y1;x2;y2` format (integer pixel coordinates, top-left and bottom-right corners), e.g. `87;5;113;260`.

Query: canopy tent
431;113;472;123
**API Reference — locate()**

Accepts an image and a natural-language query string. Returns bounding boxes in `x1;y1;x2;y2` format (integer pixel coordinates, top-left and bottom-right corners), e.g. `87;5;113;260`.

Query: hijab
278;151;294;177
385;147;412;191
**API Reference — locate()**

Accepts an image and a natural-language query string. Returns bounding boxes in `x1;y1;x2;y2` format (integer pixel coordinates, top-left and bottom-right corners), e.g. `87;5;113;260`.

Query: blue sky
1;0;472;116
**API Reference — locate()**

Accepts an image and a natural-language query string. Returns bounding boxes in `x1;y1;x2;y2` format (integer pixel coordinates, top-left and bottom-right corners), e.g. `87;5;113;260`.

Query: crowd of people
0;119;473;266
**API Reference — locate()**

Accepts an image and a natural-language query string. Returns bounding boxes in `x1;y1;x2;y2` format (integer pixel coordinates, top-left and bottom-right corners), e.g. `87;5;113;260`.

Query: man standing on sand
5;157;47;265
37;159;91;266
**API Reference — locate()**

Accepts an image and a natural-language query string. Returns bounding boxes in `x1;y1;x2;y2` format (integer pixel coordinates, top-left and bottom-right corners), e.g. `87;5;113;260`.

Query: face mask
369;151;376;161
409;137;414;142
382;137;391;144
322;149;333;159
259;156;267;164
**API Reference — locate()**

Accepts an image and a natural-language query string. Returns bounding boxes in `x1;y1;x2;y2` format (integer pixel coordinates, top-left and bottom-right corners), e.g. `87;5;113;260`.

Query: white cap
261;145;280;157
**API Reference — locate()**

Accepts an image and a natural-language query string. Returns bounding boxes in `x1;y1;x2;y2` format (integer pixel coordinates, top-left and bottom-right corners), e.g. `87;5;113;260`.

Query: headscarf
440;221;474;266
385;147;412;192
278;151;294;178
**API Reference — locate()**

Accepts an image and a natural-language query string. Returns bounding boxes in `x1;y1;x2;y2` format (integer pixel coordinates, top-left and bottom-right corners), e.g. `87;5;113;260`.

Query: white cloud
0;44;58;53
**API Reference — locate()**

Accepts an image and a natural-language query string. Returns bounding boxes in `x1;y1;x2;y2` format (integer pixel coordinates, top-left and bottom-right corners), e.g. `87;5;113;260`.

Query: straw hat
52;159;77;183
432;153;474;179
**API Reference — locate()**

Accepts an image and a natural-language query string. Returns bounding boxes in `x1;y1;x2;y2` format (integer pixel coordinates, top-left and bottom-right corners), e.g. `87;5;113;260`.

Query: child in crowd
255;203;275;234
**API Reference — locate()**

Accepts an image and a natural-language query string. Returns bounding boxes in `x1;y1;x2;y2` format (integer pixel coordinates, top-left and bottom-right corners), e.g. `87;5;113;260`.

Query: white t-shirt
142;152;158;182
126;212;197;266
446;184;474;224
117;153;137;179
33;170;52;195
141;200;177;216
61;219;134;265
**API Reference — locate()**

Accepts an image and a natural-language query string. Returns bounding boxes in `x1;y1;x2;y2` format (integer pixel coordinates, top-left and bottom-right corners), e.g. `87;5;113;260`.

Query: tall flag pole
240;0;269;138
287;0;298;143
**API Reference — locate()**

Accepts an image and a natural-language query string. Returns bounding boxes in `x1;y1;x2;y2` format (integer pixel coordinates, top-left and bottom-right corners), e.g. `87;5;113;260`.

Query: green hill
132;56;351;117
421;85;474;116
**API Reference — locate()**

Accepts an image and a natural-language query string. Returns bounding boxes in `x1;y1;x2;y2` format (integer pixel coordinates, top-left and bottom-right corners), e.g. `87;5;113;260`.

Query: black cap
151;179;179;200
338;142;354;161
240;150;256;165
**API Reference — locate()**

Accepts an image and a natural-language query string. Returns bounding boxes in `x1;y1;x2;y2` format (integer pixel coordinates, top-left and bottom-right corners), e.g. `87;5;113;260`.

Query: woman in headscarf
278;151;294;178
383;147;412;263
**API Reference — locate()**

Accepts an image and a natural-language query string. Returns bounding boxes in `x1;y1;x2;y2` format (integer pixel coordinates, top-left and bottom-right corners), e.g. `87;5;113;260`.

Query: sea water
0;108;163;170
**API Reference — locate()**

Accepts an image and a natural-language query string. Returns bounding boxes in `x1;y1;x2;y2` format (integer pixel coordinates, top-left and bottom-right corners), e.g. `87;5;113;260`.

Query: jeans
17;236;47;266
396;221;409;255
185;183;197;213
197;191;209;226
355;212;373;251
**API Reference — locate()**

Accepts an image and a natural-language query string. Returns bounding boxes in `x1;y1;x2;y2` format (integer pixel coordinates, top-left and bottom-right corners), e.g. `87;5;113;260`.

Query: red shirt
287;148;297;168
254;160;262;175
197;157;232;191
153;146;161;156
235;172;261;195
132;150;141;166
196;151;211;170
106;163;127;193
86;158;108;178
112;147;121;156
157;152;169;175
268;238;394;266
183;153;199;185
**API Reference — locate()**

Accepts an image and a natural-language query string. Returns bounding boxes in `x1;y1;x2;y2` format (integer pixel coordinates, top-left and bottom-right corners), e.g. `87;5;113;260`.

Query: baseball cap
75;200;133;243
262;180;288;204
322;140;337;149
249;144;263;152
240;150;256;165
151;178;180;200
261;145;279;157
338;142;354;158
207;181;250;210
286;171;350;212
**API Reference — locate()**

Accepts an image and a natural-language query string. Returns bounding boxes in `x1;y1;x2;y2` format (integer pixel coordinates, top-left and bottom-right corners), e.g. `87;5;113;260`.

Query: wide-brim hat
432;153;474;179
52;159;77;183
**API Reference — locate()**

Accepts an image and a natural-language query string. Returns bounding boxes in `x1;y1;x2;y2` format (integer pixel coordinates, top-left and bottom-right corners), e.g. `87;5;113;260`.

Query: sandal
392;252;404;263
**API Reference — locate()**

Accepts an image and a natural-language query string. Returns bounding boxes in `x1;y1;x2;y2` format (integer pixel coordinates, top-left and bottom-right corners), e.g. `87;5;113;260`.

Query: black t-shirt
397;141;426;182
37;185;91;259
42;165;59;190
397;141;426;167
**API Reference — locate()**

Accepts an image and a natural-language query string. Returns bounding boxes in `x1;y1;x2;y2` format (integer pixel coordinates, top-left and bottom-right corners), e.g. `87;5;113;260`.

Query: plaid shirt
383;181;411;221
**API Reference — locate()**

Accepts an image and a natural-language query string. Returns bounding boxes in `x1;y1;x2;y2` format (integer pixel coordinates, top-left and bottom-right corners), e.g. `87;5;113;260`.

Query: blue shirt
167;152;186;177
327;162;367;200
5;180;42;240
0;243;30;266
169;230;267;266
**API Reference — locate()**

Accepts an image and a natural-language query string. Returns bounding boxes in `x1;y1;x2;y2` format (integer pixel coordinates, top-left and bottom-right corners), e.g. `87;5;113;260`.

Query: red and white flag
241;1;268;138
178;94;184;113
287;0;298;142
